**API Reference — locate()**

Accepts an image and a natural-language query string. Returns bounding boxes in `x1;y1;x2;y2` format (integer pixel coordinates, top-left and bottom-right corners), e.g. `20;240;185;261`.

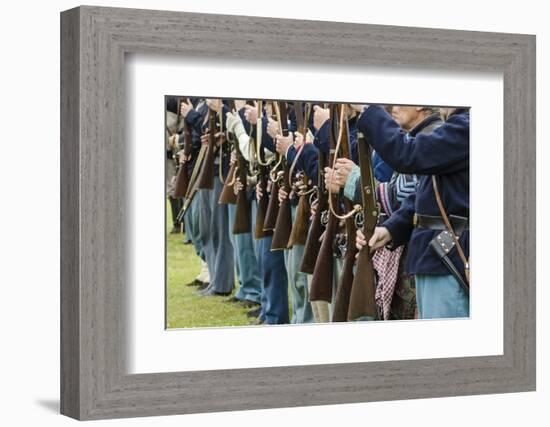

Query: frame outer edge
60;6;81;420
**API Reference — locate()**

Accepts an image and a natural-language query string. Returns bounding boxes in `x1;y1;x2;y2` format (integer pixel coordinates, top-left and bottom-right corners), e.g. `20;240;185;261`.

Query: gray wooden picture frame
60;5;536;421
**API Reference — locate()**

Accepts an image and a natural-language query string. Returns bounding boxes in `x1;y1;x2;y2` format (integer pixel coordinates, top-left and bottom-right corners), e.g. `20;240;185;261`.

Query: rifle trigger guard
354;211;364;229
321;210;329;227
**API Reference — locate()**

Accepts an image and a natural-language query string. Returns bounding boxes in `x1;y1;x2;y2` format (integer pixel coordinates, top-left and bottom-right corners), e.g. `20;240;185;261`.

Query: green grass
166;202;257;329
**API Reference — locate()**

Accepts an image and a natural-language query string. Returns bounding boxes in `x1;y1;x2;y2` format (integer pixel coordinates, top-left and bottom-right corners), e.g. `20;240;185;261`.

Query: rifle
270;102;293;250
263;101;286;231
309;104;340;302
331;105;361;322
347;129;379;321
195;107;217;190
218;100;238;205
287;102;312;248
228;100;252;234
173;99;193;198
176;141;208;222
253;100;273;239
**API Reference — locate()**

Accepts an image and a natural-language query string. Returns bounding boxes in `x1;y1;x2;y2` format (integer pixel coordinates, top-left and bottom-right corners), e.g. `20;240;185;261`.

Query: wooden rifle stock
287;175;310;247
233;153;251;234
255;165;272;238
270;102;292;250
196;108;216;190
218;162;238;204
300;150;327;274
173;112;193;198
347;131;378;321
263;180;280;231
309;195;338;302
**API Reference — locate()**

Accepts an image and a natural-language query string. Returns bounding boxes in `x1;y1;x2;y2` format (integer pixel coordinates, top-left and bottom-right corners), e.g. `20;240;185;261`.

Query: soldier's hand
200;133;209;145
267;117;279;139
206;98;223;113
368;227;391;252
233;177;244;195
313;105;329;131
294;131;304;147
276;133;293;156
230;151;237;165
244;103;258;125
179;99;193;118
168;134;178;150
234;99;246;112
349;104;367;114
278;187;288;204
324;167;344;192
255;182;263;202
310;199;318;220
355;229;367;252
334;158;356;184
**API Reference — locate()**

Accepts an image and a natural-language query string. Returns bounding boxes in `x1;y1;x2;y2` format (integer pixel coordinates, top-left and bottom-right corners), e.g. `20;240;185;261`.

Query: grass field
166;203;257;329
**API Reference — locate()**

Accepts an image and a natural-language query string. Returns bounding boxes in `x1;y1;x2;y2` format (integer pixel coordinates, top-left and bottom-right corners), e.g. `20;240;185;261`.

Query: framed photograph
60;6;536;420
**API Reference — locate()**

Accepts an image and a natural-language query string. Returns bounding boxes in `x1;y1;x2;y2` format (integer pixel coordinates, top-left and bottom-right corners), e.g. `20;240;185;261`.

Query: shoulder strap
432;175;470;283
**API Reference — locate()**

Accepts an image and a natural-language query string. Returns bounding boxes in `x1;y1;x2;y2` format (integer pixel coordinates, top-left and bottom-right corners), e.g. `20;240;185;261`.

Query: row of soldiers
166;98;470;324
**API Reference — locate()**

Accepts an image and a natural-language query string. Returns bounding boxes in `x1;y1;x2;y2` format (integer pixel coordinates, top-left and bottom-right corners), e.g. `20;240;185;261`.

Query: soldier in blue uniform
227;102;290;324
181;99;235;296
352;105;470;319
275;104;315;324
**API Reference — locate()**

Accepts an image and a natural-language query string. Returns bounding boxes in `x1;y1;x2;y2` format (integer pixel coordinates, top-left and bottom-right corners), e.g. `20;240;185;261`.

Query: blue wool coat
356;105;470;277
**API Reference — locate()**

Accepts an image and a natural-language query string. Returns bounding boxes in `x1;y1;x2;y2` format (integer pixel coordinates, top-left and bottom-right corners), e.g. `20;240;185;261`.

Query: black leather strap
415;214;469;237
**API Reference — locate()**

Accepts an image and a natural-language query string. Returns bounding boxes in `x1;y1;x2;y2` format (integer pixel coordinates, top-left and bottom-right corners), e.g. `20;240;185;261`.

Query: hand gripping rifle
173;99;193;198
270;102;293;250
287;102;313;248
254;100;273;239
331;105;362;322
263;101;287;231
347;129;379;321
195;107;217;190
309;104;341;302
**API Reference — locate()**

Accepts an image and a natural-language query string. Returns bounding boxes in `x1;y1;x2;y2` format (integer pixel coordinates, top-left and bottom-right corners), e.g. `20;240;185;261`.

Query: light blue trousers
227;199;262;304
284;205;314;324
415;274;470;319
183;194;204;259
199;182;235;294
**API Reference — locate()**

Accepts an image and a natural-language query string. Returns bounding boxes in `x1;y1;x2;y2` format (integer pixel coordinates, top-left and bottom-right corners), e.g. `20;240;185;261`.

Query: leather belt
414;214;469;237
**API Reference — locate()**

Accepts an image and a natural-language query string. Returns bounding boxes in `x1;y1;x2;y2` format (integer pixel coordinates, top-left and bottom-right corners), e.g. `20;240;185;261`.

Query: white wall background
0;1;546;426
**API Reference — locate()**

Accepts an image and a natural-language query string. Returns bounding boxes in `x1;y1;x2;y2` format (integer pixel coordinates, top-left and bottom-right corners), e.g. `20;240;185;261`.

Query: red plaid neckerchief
372;245;404;320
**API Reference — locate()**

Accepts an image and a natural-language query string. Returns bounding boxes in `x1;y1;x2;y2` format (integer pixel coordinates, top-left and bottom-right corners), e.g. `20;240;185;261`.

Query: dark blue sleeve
184;109;204;135
313;121;330;154
372;151;394;182
349;122;359;164
297;143;318;179
288;107;297;133
260;115;276;153
357;106;469;175
382;192;415;248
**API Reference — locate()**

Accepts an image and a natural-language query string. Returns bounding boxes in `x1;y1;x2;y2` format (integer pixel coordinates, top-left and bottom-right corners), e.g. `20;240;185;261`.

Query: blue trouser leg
285;206;314;324
415;274;470;319
258;235;289;324
228;199;262;304
202;181;235;294
198;189;214;276
184;195;204;259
